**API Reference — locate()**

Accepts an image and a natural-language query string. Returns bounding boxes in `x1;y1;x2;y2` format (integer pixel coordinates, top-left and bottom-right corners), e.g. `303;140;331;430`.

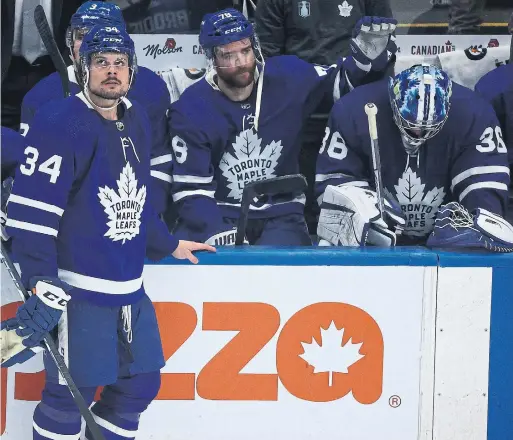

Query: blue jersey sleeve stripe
8;194;64;216
173;175;214;184
459;182;509;202
173;189;216;202
6;219;58;236
451;166;510;192
150;170;173;183
150;154;173;166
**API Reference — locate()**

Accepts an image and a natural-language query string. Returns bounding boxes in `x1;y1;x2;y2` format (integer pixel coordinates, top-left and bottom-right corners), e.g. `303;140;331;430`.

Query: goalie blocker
317;185;406;247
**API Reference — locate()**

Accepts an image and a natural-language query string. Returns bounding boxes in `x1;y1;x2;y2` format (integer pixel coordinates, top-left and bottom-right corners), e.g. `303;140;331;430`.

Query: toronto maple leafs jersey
6;94;178;306
316;79;510;242
21;65;173;215
169;55;349;241
1;127;26;179
475;63;513;168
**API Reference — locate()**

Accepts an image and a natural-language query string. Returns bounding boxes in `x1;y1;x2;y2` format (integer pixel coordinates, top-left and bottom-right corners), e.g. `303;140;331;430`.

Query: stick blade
244;174;308;197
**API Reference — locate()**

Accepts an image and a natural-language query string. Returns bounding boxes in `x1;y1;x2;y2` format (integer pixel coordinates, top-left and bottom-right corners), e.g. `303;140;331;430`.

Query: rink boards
1;247;512;440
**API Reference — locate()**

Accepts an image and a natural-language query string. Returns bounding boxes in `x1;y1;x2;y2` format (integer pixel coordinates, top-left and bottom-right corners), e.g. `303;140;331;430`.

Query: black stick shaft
34;5;71;98
0;243;105;440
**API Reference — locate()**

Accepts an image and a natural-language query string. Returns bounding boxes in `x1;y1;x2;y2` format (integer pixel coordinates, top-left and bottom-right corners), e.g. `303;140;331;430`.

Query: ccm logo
41;291;68;308
226;26;243;34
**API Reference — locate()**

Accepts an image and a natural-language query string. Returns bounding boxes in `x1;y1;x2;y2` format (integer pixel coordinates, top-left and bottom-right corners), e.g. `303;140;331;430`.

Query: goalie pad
317;185;405;247
427;202;513;253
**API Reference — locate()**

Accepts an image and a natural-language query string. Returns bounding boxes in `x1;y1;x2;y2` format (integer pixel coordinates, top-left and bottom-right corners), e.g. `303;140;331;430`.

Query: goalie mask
77;25;137;109
389;64;452;153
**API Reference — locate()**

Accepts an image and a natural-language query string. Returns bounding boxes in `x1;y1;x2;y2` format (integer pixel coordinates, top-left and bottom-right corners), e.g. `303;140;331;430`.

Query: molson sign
1;265;430;439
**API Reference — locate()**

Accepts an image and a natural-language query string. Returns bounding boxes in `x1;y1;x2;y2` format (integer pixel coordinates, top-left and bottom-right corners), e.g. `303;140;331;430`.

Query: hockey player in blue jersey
169;9;398;246
475;62;513;222
21;1;173;215
315;64;513;249
1;127;27;241
1;25;214;439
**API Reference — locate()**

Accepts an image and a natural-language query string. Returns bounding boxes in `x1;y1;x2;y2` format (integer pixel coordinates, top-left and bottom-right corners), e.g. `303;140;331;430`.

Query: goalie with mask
315;64;513;252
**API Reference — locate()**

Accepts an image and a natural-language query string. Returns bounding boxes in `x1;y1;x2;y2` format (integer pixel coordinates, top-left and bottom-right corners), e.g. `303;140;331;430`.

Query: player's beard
90;79;128;101
216;60;256;89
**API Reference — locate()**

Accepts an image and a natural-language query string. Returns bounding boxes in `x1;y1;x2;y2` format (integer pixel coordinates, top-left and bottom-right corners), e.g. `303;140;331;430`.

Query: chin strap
82;67;134;111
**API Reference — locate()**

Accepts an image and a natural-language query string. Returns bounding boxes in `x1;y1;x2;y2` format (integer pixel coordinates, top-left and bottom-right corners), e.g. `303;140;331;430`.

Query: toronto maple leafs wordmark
219;129;283;201
98;162;146;244
393;168;445;236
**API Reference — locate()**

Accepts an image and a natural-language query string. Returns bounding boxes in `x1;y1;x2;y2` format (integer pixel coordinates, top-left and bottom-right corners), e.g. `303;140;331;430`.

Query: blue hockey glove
345;17;397;84
15;277;71;348
427;202;513;252
1;319;43;367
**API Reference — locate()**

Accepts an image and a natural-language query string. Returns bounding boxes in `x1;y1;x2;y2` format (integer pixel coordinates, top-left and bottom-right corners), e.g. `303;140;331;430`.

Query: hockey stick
364;103;385;221
235;174;308;245
0;243;106;440
34;5;71;98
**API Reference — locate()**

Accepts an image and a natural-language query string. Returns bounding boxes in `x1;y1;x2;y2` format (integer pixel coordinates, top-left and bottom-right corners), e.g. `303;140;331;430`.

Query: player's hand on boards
172;240;216;264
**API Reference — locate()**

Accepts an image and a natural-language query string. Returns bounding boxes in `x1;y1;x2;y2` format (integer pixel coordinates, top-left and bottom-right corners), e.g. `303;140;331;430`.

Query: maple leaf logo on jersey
338;1;353;17
219;129;283;201
394;167;445;237
98;162;146;244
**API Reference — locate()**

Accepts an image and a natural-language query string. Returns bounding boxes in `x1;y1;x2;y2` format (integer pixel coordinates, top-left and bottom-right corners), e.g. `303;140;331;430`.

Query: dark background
106;0;513;35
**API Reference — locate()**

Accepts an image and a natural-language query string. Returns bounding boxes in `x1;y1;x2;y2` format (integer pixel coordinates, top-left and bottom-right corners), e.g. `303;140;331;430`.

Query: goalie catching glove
427;202;513;253
1;277;71;368
317;185;405;247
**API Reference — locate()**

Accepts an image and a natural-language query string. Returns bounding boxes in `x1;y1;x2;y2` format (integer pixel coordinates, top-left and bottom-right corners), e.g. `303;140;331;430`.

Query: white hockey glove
345;17;397;84
427;202;513;252
317;185;405;247
205;228;248;246
1;323;44;368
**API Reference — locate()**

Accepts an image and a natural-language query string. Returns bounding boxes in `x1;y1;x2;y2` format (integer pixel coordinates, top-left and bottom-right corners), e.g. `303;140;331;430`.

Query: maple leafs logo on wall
300;321;364;387
219;129;283;201
394;167;445;237
98;162;146;243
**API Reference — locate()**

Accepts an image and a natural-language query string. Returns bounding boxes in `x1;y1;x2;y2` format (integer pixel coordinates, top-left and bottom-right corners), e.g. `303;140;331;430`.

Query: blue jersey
316;79;510;242
7;94;178;306
475;63;513;168
169;55;350;241
1;126;26;179
21;65;173;215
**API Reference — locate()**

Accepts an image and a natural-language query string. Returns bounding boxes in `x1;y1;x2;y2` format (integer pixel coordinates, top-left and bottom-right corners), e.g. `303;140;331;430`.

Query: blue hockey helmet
66;1;125;49
77;24;137;87
199;9;256;60
388;64;452;146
